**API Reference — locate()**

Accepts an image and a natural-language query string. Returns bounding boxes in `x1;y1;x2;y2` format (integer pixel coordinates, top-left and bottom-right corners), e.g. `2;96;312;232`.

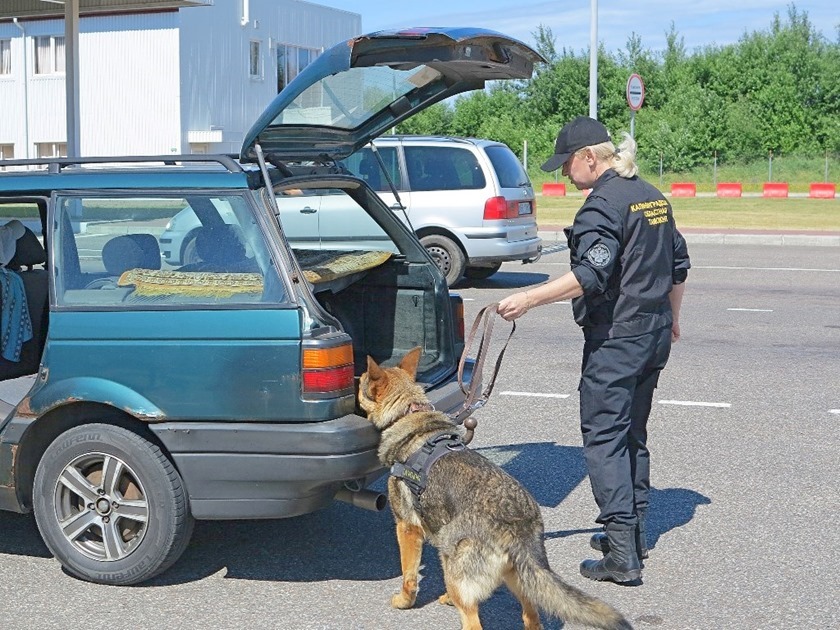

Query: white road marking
727;308;774;312
696;265;839;273
830;409;840;414
659;400;731;408
500;391;570;399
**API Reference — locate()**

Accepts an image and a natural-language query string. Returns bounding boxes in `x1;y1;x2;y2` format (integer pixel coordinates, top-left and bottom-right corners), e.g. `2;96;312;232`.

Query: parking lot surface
1;242;838;629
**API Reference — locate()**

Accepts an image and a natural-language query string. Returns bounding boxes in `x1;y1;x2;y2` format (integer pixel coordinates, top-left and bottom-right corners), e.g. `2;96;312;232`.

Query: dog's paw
438;593;453;606
391;591;417;609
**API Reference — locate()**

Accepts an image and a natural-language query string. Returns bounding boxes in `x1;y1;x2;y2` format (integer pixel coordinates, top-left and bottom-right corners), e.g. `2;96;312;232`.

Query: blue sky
317;1;838;53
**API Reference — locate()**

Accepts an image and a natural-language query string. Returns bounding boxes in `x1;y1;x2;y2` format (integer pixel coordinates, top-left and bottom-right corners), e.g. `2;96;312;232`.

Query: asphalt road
1;243;838;629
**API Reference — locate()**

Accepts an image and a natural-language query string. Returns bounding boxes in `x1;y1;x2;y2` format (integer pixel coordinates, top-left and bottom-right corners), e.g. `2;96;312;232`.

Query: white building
0;1;361;159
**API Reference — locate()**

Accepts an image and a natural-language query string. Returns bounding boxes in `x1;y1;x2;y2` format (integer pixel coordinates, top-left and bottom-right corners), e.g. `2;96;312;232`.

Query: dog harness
390;431;466;511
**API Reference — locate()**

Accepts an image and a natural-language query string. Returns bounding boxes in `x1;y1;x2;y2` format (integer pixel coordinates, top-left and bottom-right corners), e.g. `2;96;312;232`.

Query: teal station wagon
0;28;542;585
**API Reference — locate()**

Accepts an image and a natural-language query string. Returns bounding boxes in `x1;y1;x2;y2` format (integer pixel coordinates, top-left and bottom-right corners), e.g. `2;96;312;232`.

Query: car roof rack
0;154;244;173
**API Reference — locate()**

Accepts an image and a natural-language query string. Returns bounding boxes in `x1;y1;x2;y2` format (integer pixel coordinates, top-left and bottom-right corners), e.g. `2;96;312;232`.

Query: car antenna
369;142;413;231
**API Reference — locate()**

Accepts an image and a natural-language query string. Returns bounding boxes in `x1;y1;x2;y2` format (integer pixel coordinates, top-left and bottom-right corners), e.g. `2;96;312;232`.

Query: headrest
102;234;161;275
6;226;47;270
194;225;245;265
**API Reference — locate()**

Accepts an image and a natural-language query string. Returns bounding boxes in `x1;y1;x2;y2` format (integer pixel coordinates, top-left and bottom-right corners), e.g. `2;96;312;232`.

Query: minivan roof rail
0;154;244;173
375;135;475;145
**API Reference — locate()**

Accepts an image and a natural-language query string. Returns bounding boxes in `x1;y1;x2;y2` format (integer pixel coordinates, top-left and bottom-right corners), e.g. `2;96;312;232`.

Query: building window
35;36;65;75
0;40;11;75
249;40;262;79
276;43;320;92
0;144;14;171
36;142;67;158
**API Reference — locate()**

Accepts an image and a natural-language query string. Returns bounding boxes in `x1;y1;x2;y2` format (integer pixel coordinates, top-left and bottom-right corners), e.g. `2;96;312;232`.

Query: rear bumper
460;233;542;263
151;414;383;520
150;367;475;520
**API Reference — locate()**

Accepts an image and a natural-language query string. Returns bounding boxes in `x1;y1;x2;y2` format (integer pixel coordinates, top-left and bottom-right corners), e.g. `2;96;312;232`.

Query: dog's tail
513;543;633;630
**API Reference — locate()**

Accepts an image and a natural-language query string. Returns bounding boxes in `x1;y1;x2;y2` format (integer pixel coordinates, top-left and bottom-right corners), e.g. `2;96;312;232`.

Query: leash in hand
451;302;516;444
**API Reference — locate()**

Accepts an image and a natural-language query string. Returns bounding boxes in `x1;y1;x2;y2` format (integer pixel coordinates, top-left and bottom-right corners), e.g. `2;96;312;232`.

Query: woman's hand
497;291;532;321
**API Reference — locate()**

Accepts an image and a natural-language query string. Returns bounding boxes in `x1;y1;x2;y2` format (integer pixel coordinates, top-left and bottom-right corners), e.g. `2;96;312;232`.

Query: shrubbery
395;5;840;184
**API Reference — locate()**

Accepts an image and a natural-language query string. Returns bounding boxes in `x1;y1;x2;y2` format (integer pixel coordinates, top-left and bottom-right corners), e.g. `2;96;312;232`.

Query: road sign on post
626;73;645;138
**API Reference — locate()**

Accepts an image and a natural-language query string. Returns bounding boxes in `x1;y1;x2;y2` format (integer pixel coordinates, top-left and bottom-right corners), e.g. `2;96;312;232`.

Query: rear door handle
299;206;317;214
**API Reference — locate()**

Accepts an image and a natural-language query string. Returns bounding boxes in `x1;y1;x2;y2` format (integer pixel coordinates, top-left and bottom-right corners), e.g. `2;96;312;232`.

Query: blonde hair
581;132;639;178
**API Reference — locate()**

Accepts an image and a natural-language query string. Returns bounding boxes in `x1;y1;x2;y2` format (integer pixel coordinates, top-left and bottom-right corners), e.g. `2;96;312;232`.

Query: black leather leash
449;302;516;444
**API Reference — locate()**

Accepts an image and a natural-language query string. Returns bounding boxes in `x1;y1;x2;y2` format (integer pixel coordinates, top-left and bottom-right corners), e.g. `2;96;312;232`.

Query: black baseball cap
541;116;611;172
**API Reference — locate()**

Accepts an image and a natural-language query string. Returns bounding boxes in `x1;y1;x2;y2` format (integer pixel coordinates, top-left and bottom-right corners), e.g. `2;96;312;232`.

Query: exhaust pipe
335;487;387;512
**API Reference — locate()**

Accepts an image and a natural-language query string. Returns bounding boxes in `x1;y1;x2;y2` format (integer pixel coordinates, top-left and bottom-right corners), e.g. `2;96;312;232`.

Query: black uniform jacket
565;169;691;340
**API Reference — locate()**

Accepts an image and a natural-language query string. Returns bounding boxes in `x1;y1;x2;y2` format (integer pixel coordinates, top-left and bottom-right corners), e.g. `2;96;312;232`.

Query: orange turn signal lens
303;344;354;369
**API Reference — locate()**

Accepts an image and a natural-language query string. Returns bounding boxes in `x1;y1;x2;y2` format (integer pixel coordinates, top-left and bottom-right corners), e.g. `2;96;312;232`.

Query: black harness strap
390;432;466;511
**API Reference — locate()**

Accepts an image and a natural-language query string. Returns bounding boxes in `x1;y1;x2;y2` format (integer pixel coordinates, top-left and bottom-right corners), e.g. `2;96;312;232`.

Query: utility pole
589;0;598;119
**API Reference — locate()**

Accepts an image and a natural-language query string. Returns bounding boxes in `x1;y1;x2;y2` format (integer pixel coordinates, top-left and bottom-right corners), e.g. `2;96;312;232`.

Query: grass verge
536;195;840;231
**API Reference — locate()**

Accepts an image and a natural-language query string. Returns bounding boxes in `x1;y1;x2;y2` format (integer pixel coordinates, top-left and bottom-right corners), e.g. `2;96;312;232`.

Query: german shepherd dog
358;347;632;630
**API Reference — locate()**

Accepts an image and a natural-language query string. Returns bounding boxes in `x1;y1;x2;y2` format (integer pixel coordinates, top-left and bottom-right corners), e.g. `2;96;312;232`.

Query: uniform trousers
578;325;672;525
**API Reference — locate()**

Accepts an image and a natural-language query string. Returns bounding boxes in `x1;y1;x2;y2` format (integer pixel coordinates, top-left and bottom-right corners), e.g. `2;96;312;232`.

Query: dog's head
358;346;427;430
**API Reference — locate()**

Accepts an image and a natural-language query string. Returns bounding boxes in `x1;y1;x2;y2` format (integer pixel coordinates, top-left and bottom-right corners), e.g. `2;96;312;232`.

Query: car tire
181;234;200;266
33;423;194;586
420;234;466;287
464;263;502;280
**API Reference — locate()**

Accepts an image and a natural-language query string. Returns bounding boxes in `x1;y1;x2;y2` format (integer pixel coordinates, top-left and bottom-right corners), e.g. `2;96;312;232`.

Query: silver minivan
342;136;542;285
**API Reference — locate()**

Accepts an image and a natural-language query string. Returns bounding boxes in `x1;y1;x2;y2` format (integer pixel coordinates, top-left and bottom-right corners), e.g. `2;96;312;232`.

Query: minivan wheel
464;263;502;280
181;234;200;265
33;423;194;586
420;234;465;287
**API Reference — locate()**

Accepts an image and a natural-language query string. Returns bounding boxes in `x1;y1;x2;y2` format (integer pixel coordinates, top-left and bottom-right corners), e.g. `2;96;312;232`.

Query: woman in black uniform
498;116;690;585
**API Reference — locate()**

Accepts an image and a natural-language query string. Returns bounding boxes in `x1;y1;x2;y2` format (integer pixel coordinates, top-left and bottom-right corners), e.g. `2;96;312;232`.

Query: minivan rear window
484;145;529;188
404;146;485;192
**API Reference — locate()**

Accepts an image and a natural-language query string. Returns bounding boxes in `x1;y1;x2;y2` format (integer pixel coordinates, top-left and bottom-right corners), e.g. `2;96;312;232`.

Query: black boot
580;522;642;583
590;509;649;560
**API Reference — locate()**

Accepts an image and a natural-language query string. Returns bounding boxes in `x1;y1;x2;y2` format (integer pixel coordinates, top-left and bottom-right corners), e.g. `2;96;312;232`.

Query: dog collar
390;431;465;511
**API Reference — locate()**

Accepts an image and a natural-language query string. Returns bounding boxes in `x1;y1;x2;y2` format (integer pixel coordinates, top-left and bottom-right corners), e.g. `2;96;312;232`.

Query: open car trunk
273;178;459;386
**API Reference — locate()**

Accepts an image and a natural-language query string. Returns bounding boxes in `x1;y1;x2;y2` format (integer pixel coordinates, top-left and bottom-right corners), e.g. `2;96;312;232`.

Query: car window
54;194;283;307
484;144;530;188
341;146;401;191
404;146;485;191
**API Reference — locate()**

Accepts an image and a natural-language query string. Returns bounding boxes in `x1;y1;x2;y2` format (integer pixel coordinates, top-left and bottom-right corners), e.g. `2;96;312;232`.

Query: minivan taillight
483;196;530;220
302;341;355;396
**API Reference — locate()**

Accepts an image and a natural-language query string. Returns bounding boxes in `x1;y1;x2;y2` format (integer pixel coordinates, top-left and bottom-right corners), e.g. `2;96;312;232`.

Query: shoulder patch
586;243;612;267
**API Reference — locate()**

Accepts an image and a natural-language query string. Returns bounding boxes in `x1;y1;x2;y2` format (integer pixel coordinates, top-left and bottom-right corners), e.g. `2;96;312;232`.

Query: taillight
483;196;508;220
483;196;532;220
302;340;355;396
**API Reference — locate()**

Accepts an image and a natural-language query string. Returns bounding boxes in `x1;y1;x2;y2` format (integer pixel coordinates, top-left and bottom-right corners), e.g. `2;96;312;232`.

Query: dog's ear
399;346;422;379
366;355;384;381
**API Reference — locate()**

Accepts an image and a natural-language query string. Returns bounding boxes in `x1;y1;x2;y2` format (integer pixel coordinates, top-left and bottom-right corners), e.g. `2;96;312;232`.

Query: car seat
102;234;161;275
85;234;161;290
178;224;257;273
